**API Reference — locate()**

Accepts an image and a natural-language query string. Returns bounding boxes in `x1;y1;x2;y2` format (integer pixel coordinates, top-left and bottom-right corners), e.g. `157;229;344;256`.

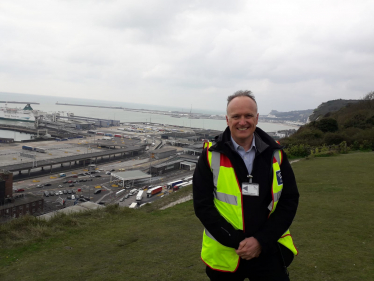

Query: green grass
1;152;374;280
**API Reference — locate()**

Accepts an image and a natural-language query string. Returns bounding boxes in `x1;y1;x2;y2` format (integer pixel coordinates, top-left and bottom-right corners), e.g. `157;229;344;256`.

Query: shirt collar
231;135;256;152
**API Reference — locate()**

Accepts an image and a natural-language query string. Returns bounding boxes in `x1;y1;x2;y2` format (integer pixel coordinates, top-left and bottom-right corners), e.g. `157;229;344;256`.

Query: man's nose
238;116;246;125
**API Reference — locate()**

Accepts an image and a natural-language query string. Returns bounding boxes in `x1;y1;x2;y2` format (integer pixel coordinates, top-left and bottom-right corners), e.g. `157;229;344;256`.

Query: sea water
0;92;298;133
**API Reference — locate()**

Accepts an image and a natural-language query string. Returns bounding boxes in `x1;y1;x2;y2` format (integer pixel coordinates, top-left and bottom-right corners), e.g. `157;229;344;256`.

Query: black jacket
193;126;299;255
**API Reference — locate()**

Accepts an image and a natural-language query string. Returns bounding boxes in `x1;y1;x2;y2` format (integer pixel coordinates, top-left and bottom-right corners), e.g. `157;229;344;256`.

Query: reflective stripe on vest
201;142;298;272
268;149;283;214
201;142;242;272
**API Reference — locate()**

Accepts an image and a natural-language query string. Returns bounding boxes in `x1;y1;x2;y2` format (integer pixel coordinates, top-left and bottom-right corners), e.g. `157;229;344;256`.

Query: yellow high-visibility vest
201;142;298;272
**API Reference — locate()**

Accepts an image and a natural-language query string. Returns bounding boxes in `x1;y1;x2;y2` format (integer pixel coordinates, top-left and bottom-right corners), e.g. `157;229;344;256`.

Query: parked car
58;185;63;188
63;190;68;194
125;194;129;199
105;171;111;175
71;190;76;194
68;180;73;183
45;183;52;186
110;169;115;172
36;184;44;188
95;175;101;177
78;198;87;202
14;189;25;193
67;190;72;194
94;189;101;194
72;175;78;178
59;191;63;195
44;191;49;197
120;197;125;202
71;195;76;200
55;191;59;196
63;180;68;184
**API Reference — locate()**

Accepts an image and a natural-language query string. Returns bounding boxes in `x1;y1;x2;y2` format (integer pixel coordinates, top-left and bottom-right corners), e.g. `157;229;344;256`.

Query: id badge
242;183;259;196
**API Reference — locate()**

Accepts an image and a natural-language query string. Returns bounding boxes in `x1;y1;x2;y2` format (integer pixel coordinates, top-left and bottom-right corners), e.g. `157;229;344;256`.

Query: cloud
0;0;373;114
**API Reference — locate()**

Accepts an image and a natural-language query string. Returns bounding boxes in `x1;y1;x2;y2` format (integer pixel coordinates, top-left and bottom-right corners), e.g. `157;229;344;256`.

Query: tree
315;118;339;133
363;91;374;100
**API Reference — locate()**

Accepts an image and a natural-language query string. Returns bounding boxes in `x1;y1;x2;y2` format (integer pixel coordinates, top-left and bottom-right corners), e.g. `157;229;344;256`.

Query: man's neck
231;135;254;151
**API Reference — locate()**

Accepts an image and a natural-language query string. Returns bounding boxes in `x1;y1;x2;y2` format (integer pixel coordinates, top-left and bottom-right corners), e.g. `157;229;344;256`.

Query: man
193;91;299;281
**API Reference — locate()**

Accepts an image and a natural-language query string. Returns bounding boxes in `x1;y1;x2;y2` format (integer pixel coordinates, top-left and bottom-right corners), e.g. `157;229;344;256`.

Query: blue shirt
231;135;256;175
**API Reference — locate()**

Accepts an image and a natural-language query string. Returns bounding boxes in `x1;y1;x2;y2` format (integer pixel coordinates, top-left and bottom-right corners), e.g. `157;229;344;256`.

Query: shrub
343;114;367;129
314;118;339;132
360;140;372;151
324;132;346;145
284;144;310;158
339;141;348;154
352;141;360;150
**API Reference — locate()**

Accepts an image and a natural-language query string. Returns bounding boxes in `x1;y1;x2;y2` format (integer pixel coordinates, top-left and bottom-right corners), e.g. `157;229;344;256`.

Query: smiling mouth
237;128;248;131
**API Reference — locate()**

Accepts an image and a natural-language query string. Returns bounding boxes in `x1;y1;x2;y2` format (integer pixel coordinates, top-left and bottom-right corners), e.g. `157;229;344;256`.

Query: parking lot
13;160;194;211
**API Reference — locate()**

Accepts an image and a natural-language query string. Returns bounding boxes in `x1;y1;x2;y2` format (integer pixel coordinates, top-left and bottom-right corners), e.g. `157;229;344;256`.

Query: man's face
226;96;259;145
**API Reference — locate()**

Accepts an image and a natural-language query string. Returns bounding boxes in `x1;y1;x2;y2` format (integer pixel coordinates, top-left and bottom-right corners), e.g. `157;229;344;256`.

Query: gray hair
227;90;257;107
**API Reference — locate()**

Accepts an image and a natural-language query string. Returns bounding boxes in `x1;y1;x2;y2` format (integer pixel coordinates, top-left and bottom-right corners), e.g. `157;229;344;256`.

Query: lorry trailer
167;180;183;189
183;176;193;182
22;145;33;151
173;182;190;191
136;190;144;201
147;186;163;198
34;147;45;153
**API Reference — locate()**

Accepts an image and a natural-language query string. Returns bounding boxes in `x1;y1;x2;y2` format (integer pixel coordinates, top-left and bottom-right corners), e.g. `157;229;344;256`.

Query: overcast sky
0;0;373;114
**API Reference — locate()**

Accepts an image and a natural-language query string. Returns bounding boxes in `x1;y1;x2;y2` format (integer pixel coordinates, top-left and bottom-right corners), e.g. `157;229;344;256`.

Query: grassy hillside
1;152;374;281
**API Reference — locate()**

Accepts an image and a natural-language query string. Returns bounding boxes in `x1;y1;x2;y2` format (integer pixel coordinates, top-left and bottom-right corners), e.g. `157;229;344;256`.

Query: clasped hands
235;237;261;260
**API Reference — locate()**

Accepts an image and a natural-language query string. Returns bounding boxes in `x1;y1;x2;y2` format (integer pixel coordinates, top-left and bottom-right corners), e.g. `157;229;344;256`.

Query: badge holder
242;175;259;196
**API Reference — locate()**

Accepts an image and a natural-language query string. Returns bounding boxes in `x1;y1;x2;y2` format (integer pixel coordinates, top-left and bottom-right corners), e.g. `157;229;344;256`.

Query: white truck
136;190;144;201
